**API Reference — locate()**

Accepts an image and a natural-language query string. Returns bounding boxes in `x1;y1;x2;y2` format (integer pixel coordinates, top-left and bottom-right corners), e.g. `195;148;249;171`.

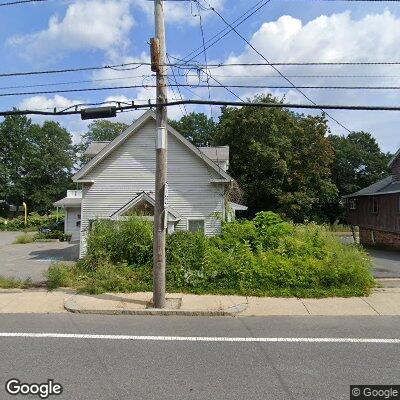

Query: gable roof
73;110;232;182
388;148;400;168
83;141;110;157
109;191;181;221
343;175;400;198
199;146;229;162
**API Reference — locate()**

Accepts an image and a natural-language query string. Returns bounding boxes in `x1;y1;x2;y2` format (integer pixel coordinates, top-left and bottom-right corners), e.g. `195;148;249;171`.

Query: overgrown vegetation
46;213;374;297
0;276;31;289
13;233;36;244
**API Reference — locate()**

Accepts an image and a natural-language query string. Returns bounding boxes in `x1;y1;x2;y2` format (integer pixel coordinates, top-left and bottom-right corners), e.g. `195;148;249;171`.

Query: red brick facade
359;227;400;250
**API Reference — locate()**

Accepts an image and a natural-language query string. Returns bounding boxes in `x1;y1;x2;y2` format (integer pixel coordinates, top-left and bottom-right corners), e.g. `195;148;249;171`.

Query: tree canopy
329;131;391;197
214;96;337;222
80;120;129;148
0;115;75;215
169;112;217;147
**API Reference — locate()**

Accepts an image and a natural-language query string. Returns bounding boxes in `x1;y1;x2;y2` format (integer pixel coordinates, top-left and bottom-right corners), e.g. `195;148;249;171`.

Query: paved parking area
367;248;400;278
0;231;79;283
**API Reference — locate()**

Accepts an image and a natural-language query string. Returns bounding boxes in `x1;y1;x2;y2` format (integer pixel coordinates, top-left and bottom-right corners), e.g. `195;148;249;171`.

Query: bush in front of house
83;218;153;269
47;212;374;297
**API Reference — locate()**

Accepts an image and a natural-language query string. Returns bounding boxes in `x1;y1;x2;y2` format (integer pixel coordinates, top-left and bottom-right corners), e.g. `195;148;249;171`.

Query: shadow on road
29;243;79;262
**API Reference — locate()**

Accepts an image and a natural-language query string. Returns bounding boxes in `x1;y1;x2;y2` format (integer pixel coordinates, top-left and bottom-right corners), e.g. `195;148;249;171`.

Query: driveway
367;248;400;278
0;231;79;283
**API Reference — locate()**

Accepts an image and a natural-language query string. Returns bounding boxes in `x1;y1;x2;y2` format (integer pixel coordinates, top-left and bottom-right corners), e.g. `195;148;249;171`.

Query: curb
64;298;248;317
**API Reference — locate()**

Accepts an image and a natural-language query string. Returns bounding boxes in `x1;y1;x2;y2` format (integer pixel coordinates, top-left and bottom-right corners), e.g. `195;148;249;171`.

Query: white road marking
0;333;398;343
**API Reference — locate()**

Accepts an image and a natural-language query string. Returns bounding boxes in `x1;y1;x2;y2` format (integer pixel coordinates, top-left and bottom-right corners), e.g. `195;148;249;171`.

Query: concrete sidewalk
0;288;400;315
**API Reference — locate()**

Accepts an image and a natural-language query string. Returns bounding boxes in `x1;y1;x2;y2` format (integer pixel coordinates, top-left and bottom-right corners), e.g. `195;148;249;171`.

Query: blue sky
1;0;400;152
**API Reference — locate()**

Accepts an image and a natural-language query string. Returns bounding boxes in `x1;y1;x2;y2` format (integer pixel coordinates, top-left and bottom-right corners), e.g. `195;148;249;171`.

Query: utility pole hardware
152;0;168;308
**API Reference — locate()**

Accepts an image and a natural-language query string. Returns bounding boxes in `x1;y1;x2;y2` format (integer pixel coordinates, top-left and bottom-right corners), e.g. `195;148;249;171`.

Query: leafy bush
55;213;374;297
35;231;71;242
45;263;76;290
84;218;153;269
0;212;64;231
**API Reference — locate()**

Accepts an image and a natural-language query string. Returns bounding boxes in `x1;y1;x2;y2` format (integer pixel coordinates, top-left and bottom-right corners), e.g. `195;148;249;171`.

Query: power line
0;0;48;6
5;83;400;98
4;60;400;79
199;0;352;133
166;54;187;116
3;99;400;117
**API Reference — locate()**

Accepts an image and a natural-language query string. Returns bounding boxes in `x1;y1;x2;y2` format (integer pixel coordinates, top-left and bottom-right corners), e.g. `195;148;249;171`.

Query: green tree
214;95;337;222
323;131;391;222
329;131;391;196
0;115;75;214
80;120;129;147
169;112;217;146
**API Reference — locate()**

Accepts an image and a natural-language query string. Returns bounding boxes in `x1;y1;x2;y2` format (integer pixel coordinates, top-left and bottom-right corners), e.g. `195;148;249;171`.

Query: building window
370;197;378;214
188;219;205;233
349;199;356;210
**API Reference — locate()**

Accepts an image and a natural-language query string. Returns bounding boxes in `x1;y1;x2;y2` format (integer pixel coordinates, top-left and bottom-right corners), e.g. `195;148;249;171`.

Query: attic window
349;199;356;210
122;200;154;217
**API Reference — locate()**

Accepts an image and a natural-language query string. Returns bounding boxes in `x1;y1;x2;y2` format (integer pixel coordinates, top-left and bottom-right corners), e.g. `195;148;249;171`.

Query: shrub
35;231;71;241
0;212;64;231
85;217;153;269
13;234;36;244
46;263;76;290
69;212;374;297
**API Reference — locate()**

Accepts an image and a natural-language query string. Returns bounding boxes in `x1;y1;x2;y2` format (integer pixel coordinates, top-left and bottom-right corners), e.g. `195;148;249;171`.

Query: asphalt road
367;248;400;278
0;232;78;283
0;314;399;400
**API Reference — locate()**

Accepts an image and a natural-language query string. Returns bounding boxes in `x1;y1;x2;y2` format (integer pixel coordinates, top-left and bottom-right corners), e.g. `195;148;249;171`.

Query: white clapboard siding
65;207;81;240
79;119;225;256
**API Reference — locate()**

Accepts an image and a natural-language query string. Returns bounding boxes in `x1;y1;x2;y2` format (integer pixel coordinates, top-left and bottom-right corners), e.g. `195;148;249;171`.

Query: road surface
0;314;399;399
0;232;78;283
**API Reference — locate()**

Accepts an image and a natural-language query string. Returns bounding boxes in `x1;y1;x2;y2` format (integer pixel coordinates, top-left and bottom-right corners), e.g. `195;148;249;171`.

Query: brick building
344;149;400;250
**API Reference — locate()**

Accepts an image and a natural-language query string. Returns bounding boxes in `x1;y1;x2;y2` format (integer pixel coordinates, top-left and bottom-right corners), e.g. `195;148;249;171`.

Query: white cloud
208;10;400;152
18;94;84;111
135;0;225;25
18;95;88;143
8;0;134;61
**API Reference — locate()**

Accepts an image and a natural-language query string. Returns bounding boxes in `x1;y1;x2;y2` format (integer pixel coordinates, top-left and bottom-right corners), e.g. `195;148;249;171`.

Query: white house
54;110;246;257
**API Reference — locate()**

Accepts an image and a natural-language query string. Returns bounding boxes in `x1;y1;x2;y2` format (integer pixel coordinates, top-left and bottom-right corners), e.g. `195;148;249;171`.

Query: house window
349;199;356;210
188;219;205;233
370;197;378;214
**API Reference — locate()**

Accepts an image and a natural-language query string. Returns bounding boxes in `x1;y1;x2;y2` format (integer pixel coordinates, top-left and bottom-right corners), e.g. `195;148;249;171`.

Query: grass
0;276;32;289
12;233;36;244
45;260;375;298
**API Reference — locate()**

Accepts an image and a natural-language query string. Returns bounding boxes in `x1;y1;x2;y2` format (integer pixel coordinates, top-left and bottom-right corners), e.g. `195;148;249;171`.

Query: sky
1;0;400;153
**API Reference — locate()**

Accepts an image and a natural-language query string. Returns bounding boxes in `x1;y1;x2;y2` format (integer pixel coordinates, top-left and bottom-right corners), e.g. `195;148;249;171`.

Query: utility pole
151;0;168;308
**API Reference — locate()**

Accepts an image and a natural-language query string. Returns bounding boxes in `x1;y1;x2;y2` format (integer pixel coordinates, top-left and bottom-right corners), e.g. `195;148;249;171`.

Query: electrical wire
3;99;400;117
198;0;352;132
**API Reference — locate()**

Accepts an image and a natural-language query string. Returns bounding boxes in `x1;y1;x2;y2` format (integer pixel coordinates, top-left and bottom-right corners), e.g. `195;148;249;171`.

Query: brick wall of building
359;227;400;250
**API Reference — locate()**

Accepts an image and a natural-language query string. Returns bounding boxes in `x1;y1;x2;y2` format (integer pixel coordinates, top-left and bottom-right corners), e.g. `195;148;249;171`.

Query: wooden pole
152;0;168;308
